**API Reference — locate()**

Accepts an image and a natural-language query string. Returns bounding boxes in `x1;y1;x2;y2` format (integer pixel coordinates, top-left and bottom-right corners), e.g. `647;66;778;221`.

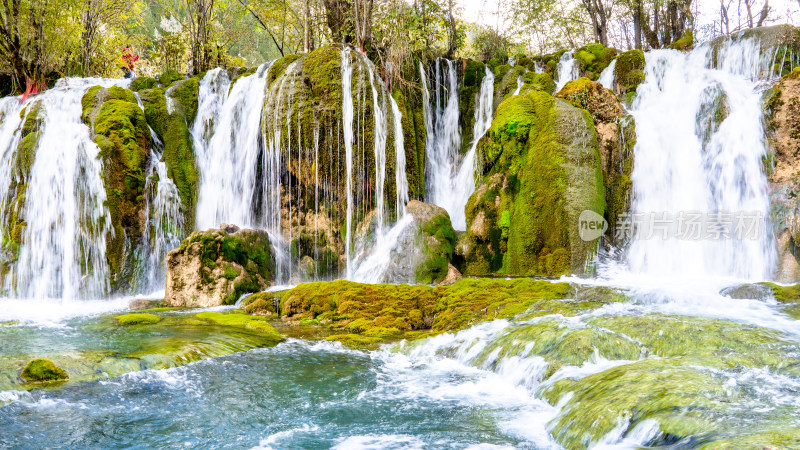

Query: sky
458;0;800;42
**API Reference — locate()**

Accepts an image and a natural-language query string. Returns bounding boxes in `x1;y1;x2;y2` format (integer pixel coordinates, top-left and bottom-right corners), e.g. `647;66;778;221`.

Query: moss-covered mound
241;278;625;347
116;313;162;325
20;358;68;383
82;85;152;291
158;69;185;88
574;43;617;80
130;77;157;91
556;78;635;241
614;49;646;97
460;90;605;276
165;224;276;307
139;86;198;230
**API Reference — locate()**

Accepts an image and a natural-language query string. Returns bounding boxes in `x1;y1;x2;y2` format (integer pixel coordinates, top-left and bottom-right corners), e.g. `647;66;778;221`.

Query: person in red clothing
121;44;140;79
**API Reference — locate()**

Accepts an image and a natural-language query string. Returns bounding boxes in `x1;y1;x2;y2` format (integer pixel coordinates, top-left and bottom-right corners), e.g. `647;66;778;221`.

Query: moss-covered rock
459;59;488;153
158;69;185;88
242;277;582;347
461;90;605;276
556;78;634;241
614;49;645;96
165;224;276;307
81;85;152;292
130;77;157;92
20;358;68;383
139;87;198;230
168;77;200;123
116;313;162;325
574;43;617;80
669;30;694;51
522;71;556;95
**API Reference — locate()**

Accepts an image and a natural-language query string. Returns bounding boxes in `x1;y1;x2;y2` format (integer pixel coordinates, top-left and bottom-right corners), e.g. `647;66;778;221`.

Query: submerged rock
20;358;68;383
461;89;606;277
165;225;275;307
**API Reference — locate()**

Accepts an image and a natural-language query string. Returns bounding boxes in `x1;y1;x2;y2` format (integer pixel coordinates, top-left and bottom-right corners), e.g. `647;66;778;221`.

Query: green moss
415;211;457;283
760;282;800;302
522;72;556;95
139;88;198;230
170;77;200;123
131;77;157;91
264;278;585;346
464;90;605;276
574;43;617;80
614;49;646;95
194;312;282;338
20;358;69;383
267;53;303;87
116;313;162;325
669;30;694;51
158;69;185;88
85;88;151;290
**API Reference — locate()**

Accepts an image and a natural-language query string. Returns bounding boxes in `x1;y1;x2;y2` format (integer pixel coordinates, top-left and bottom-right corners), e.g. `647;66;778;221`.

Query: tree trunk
634;0;642;49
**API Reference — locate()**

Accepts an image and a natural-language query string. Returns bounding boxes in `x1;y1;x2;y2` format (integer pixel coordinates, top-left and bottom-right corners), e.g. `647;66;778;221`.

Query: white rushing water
10;78;121;299
598;59;617;91
341;48;356;279
195;64;272;229
609;38;777;288
554;51;579;93
512;76;524;96
422;62;495;230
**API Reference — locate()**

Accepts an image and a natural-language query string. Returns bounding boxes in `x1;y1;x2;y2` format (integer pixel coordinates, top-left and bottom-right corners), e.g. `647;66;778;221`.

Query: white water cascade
554;51;579;93
7;79;120;299
341;48;356;279
598;59;617;91
622;39;777;283
195;64;272;229
422;62;495;230
512;76;524;96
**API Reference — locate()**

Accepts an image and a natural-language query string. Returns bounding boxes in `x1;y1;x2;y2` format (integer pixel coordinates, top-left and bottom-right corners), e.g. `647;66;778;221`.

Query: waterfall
134;94;185;292
554;51;579;93
8;78;120;299
422;59;462;215
534;61;545;73
422;64;494;230
512;76;524;96
598;59;617;91
341;48;356;279
390;95;409;218
623;38;776;282
364;54;388;234
195;64;271;229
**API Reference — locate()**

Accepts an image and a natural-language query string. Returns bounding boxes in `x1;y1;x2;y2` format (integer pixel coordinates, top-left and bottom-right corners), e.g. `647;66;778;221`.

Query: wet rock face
353;200;457;284
165;224;275;307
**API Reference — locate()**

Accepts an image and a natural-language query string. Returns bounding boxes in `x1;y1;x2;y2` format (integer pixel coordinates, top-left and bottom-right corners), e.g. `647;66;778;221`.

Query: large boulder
353;200;458;284
165;224;276;307
459;89;606;276
556;78;635;242
614;49;645;98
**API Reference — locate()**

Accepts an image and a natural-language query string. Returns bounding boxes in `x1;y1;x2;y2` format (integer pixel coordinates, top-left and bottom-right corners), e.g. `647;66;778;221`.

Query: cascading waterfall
512;76;524;96
390;96;409;218
7;79;119;299
598;59;617;91
422;64;494;230
422;59;462;217
195;64;272;229
134;94;185;292
622;38;776;282
341;48;356;279
554;51;579;93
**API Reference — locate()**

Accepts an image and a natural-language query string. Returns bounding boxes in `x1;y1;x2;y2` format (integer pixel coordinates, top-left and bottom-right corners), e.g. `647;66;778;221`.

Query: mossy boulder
130;77;157;91
556;78;634;241
82;86;152;291
459;59;488;153
614;49;645;97
461;90;606;276
116;313;162;325
165;224;276;307
167;77;200;123
20;358;68;383
522;71;556;95
574;43;617;80
669;30;694;51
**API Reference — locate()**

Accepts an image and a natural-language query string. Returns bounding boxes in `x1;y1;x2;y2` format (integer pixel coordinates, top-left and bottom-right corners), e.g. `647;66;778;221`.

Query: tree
185;0;214;74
